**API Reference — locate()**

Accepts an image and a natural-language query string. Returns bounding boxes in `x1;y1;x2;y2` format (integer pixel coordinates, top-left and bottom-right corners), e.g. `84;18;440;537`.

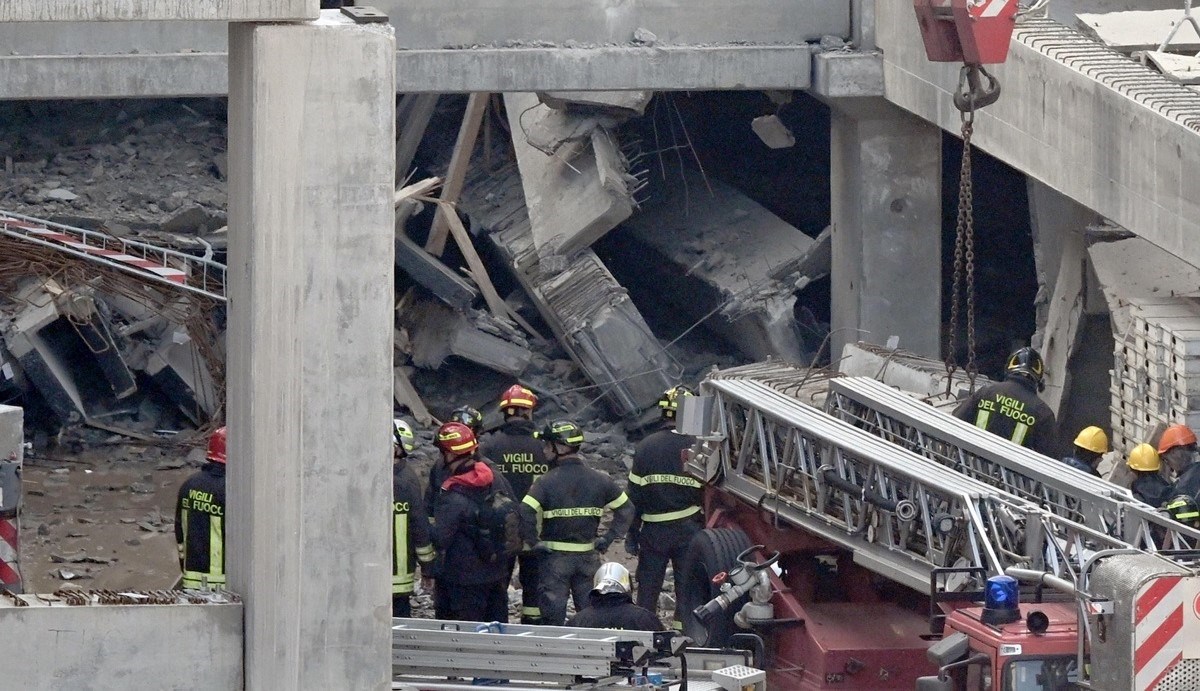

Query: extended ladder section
0;210;226;301
824;376;1200;551
690;376;1129;595
390;617;757;689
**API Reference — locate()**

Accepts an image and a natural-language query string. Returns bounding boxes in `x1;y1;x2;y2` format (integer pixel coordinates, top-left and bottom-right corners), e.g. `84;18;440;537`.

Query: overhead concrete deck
0;0;317;22
877;2;1200;270
0;0;837;98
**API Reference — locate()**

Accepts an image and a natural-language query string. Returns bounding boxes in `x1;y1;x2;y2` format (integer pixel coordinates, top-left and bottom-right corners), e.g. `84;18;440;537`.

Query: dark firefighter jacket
393;459;435;595
425;456;503;521
1168;461;1200;504
175;462;226;589
627;428;701;533
1132;472;1172;509
1060;455;1101;477
520;456;633;552
480;419;548;499
952;377;1057;457
431;461;514;585
568;593;664;631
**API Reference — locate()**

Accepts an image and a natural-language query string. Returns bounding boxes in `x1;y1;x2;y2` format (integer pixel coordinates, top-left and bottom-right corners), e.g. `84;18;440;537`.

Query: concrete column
830;99;942;359
227;12;395;690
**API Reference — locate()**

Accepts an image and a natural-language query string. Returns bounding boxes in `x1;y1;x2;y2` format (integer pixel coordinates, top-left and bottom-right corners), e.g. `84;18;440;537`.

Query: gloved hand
625;535;639;557
594;537;611;554
530;541;552;556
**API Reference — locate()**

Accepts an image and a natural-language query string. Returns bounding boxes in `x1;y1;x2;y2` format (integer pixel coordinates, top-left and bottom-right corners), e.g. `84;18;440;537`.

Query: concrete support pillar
1028;179;1101;417
830;99;942;358
226;12;395;690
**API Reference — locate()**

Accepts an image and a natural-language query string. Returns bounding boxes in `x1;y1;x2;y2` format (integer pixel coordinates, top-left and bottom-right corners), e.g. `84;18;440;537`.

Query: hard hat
1005;347;1045;387
1127;443;1161;472
1073;426;1108;455
1158;424;1198;455
1165;495;1200;527
499;385;538;413
435;422;478;458
657;385;695;419
393;418;416;455
591;562;632;596
540;419;585;449
206;427;227;464
448;406;484;434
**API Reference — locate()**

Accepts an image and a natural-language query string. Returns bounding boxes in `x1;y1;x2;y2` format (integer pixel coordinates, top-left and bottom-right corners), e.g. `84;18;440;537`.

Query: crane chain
946;98;980;396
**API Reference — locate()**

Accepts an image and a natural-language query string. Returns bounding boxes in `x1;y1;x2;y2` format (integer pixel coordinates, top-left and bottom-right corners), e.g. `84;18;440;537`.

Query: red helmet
435;422;478;458
499;384;538;413
207;426;227;464
1159;424;1198;454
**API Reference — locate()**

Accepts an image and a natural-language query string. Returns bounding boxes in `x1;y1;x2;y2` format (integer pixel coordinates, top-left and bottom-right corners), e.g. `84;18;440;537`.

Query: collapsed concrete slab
538;90;653;116
2;282;91;425
619;168;817;362
143;327;219;426
399;299;531;377
838;341;984;410
504;92;635;258
394;229;480;310
460;159;680;425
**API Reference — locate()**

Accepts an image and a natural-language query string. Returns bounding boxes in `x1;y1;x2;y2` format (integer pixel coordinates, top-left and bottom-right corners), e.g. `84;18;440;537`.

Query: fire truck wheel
677;527;752;647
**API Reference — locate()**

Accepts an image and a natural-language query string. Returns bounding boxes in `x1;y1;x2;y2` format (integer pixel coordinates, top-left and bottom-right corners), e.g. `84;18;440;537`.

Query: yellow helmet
1073;426;1108;455
1127;443;1161;472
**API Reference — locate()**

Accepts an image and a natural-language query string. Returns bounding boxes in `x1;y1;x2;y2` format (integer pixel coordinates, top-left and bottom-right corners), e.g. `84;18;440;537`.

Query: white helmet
591;562;631;596
393;418;416;454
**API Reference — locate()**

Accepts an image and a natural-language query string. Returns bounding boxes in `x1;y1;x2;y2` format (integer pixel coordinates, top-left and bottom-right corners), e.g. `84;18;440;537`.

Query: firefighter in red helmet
175;427;228;590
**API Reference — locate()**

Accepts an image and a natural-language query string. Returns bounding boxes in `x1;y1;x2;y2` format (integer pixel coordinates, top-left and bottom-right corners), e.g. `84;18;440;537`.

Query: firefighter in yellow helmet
391;419;435;617
1059;426;1107;477
1127;443;1171;509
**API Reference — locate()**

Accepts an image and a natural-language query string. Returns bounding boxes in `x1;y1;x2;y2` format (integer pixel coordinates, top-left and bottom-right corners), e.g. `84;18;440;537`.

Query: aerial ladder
679;362;1200;690
823;374;1200;552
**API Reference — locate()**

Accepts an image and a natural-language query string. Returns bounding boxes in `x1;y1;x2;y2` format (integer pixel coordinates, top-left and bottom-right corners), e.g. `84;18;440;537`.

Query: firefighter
952;347;1057;457
424;405;493;517
1161;424;1200;500
626;385;702;631
392;418;435;617
520;420;634;626
567;562;664;632
1165;494;1200;530
175;426;227;590
1127;443;1171;509
429;421;513;623
1059;426;1107;477
480;384;548;624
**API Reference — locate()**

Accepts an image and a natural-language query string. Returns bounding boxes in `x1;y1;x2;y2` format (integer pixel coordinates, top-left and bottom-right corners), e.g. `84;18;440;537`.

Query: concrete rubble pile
0;232;220;439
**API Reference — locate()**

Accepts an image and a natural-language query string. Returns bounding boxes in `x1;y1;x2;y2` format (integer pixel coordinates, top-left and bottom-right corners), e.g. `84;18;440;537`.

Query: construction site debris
504;92;636;257
538;90;654;117
460;158;680;424
620;167;818;363
398;298;531;377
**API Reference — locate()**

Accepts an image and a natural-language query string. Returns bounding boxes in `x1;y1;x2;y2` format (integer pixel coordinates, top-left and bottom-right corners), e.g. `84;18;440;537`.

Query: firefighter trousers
539;551;600;626
635;519;700;630
509;552;543;624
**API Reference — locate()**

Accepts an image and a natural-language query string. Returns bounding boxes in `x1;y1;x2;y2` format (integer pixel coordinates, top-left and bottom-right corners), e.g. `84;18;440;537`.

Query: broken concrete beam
459;157;679;425
504;92;634;257
775;225;832;290
838;341;985;409
619;167;815;362
1089;232;1200;336
538;91;654;117
2;293;86;426
143;327;219;425
400;299;531;377
394;230;480;310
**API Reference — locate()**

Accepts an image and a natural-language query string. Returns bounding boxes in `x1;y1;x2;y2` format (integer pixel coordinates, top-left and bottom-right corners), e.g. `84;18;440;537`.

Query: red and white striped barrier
1134;575;1188;690
0;516;19;592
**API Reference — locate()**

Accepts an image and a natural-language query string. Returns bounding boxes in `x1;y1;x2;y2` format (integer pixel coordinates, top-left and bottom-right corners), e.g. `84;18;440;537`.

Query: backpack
472;488;523;563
